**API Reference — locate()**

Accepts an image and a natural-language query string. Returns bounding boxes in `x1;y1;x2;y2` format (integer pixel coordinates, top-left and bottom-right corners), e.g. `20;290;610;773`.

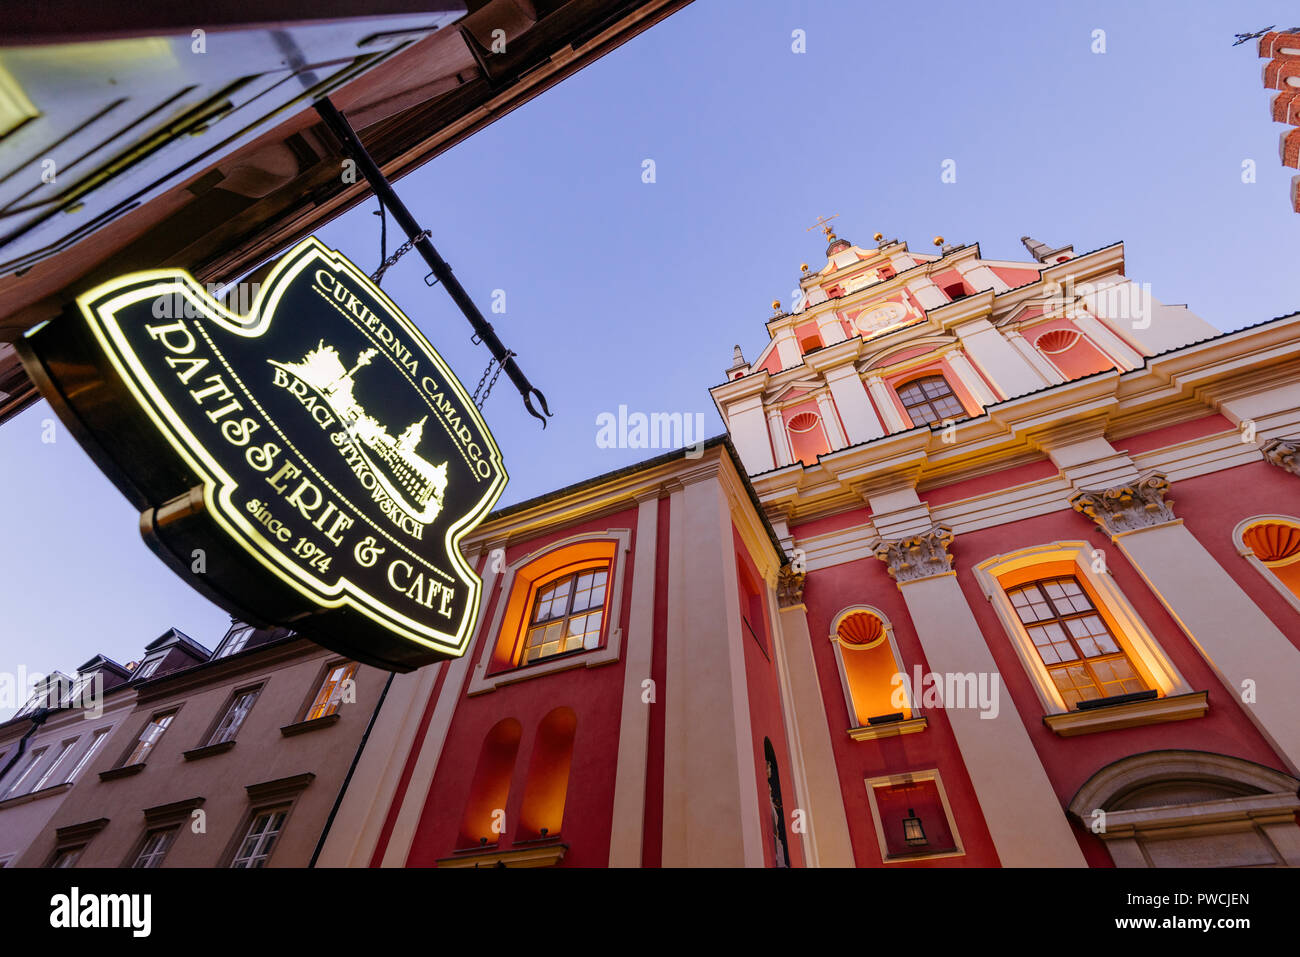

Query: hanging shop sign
17;237;507;672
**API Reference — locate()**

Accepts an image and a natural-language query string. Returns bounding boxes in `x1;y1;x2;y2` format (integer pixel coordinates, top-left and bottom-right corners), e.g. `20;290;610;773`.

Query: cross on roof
806;213;839;240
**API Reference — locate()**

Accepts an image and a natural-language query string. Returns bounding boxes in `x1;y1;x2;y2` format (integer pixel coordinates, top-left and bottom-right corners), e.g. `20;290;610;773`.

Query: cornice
1039;241;1125;285
803;336;864;373
710;367;771;404
745;315;1300;523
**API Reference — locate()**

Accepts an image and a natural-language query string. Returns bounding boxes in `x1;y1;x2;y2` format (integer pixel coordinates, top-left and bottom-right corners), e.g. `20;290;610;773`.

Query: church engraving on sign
18;237;507;671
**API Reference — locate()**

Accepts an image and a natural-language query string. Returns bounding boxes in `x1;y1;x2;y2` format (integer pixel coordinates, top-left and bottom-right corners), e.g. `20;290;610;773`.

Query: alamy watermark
1;668;103;719
891;666;1000;719
1041;276;1154;330
596;405;707;458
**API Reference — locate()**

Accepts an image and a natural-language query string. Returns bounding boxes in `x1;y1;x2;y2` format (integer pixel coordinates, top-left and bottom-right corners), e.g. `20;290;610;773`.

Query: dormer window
215;625;255;659
132;656;164;681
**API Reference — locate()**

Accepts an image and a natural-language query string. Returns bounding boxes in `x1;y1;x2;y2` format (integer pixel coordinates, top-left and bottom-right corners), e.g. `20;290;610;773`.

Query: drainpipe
0;708;50;783
308;672;395;867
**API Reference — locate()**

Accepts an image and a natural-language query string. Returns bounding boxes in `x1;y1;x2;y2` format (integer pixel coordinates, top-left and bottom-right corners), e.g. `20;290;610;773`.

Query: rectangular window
132;827;178;868
32;739;77;792
230;809;287;868
208;687;260;746
64;729;110;784
305;663;356;721
1006;576;1147;709
522;567;609;664
123;711;176;766
49;846;84;869
3;746;48;798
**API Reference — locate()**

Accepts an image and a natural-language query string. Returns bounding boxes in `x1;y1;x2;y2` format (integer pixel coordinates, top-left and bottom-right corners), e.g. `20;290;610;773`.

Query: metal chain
371;228;432;285
473;351;514;409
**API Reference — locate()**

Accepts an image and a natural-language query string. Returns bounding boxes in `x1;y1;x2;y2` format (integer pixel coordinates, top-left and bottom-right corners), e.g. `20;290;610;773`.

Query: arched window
469;531;632;694
1068;751;1300;867
518;707;577;841
763;738;790;868
895;375;964;426
458;718;522;848
830;607;920;737
1236;517;1300;613
1005;576;1147;709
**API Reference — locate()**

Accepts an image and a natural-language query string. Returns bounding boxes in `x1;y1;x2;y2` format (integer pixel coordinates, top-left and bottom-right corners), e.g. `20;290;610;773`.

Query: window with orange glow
522;568;608;664
488;540;619;674
305;662;357;721
836;611;910;725
1005;576;1147;708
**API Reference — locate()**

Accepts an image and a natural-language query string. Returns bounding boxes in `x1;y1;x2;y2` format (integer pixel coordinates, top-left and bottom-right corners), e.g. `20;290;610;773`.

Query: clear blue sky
2;0;1297;713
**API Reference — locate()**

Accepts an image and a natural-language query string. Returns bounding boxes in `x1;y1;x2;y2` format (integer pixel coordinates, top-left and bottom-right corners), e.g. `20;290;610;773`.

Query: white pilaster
824;365;886;445
943;350;998;408
725;394;775;475
1006;329;1063;385
865;375;910;433
767;408;793;467
815;391;847;450
773;327;801;369
608;495;662;867
1073;311;1144;370
953;317;1044;400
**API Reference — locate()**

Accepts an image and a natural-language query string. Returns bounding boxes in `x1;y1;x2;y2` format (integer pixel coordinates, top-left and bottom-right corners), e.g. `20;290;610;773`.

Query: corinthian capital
1262;437;1300;476
777;564;806;608
1069;472;1176;536
872;525;955;583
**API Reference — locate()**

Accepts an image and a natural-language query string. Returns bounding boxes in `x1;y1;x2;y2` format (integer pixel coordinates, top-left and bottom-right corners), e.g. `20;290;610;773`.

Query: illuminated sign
18;238;507;672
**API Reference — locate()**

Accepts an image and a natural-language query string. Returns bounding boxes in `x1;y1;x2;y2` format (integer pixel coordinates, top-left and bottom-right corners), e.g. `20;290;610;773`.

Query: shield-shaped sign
18;237;507;672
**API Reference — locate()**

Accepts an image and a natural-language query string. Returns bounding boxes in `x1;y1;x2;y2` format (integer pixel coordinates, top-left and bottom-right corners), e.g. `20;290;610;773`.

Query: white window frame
132;656;164;681
132;827;178;868
3;746;48;798
215;625;255;659
208;687;261;745
230;808;287;868
974;541;1192;715
123;711;175;766
32;738;77;792
64;728;110;784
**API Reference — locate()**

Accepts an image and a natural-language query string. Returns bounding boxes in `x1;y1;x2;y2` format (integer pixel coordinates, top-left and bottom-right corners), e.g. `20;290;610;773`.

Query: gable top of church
720;224;1086;384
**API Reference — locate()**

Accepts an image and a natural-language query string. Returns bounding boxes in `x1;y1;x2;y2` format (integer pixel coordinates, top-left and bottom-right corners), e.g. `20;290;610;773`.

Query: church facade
316;226;1300;868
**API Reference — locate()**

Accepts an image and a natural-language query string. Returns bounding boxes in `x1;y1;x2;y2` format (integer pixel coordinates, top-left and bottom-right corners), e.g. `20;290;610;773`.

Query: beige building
11;622;386;868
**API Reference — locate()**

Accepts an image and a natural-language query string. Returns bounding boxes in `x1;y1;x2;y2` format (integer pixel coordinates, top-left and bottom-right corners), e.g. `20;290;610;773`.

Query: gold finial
933;236;945;247
873;232;884;242
771;299;782;312
806;213;840;241
800;263;809;273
